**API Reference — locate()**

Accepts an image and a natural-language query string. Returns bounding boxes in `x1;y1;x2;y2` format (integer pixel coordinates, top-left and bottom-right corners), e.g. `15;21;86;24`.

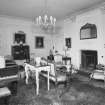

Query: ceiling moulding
0;15;33;26
100;3;105;14
64;1;105;22
0;14;32;23
64;16;76;23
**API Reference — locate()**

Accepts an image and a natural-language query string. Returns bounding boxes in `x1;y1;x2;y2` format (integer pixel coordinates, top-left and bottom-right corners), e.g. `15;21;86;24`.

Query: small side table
62;57;71;65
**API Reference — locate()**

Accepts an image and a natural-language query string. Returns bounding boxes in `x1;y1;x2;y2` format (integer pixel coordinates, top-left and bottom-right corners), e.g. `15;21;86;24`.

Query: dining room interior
0;0;105;105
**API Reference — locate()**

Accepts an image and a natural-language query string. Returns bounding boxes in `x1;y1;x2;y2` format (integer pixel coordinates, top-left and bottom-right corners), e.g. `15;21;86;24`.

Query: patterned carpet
9;75;105;105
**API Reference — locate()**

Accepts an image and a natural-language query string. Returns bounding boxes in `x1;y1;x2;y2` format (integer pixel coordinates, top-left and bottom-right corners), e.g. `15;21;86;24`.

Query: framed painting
35;36;44;48
65;38;71;48
14;31;26;44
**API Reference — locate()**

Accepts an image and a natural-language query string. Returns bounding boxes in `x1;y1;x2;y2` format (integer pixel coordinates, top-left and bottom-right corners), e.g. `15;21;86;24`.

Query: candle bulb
53;18;56;26
39;16;41;24
36;17;38;25
50;16;53;25
44;14;48;23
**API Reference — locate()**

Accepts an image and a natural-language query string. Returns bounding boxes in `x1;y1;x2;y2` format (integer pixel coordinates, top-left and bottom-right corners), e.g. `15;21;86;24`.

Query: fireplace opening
81;50;98;70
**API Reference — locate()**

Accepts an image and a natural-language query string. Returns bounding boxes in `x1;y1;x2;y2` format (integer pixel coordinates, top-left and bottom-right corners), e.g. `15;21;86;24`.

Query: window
35;36;44;48
80;23;97;40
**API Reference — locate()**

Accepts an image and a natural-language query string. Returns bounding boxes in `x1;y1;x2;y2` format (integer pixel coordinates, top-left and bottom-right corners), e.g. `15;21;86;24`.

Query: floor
8;70;105;105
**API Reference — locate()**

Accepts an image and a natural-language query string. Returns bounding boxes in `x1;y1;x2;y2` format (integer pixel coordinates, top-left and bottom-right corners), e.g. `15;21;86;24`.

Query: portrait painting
35;36;44;48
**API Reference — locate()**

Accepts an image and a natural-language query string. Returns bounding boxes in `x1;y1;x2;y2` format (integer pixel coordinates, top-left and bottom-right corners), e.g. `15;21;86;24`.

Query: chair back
35;57;41;66
24;63;36;84
54;54;63;64
48;62;56;76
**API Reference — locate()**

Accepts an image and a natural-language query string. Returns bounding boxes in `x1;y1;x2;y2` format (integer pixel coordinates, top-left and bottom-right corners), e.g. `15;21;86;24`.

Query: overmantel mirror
80;23;97;40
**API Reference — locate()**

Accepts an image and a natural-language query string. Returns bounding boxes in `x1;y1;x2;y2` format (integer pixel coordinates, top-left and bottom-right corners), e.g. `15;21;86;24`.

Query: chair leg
59;76;72;98
104;76;105;87
55;82;58;93
88;72;94;85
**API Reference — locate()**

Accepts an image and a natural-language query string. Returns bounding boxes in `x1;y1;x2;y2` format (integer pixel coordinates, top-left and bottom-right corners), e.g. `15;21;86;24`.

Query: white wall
63;8;105;68
48;21;65;55
1;7;105;68
0;16;53;58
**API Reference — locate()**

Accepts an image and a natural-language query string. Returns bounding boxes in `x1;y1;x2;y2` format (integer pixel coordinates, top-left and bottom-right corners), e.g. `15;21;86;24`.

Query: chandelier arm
36;0;56;31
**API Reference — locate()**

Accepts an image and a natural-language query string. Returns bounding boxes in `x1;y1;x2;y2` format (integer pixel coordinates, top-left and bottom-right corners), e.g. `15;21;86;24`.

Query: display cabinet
12;45;30;60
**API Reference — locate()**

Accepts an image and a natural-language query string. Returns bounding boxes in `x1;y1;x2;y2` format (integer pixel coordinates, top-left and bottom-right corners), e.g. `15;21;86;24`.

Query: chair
24;63;36;84
40;61;72;96
0;87;11;105
24;57;47;84
54;54;64;70
54;54;63;65
90;64;105;81
34;57;41;66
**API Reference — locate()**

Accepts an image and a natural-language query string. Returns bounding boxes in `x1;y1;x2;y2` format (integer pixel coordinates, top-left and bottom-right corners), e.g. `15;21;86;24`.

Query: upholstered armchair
90;64;105;81
40;60;79;97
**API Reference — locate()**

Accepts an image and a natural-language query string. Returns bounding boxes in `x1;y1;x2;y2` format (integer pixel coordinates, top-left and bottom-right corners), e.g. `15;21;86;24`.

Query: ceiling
0;0;104;21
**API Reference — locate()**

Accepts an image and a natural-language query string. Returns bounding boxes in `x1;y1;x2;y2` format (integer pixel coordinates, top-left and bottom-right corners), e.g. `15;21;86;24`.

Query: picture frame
35;36;44;48
80;23;97;40
65;38;71;48
14;31;26;44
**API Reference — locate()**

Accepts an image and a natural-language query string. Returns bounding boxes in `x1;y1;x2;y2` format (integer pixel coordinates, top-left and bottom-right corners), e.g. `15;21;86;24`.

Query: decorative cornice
64;1;105;22
64;16;76;22
100;3;105;14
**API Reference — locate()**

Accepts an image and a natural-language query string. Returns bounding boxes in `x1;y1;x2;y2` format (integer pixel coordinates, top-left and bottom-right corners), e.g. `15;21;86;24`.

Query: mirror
80;23;97;40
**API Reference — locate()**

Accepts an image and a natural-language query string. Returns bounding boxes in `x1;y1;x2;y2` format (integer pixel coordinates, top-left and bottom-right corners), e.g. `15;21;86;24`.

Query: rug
9;77;105;105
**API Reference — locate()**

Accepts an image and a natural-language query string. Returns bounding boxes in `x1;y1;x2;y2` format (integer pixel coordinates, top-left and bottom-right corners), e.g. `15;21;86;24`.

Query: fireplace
81;50;98;70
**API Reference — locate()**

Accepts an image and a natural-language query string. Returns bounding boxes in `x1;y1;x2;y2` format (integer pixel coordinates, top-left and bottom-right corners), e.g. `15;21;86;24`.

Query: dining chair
53;54;65;71
24;57;48;84
34;57;41;66
54;54;63;63
24;63;36;84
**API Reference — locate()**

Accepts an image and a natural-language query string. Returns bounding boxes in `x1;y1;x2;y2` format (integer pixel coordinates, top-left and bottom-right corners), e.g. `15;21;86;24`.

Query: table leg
36;71;39;95
47;70;49;91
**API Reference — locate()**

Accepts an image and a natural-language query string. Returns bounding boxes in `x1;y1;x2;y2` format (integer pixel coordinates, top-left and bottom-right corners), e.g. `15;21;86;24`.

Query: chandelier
36;0;56;30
